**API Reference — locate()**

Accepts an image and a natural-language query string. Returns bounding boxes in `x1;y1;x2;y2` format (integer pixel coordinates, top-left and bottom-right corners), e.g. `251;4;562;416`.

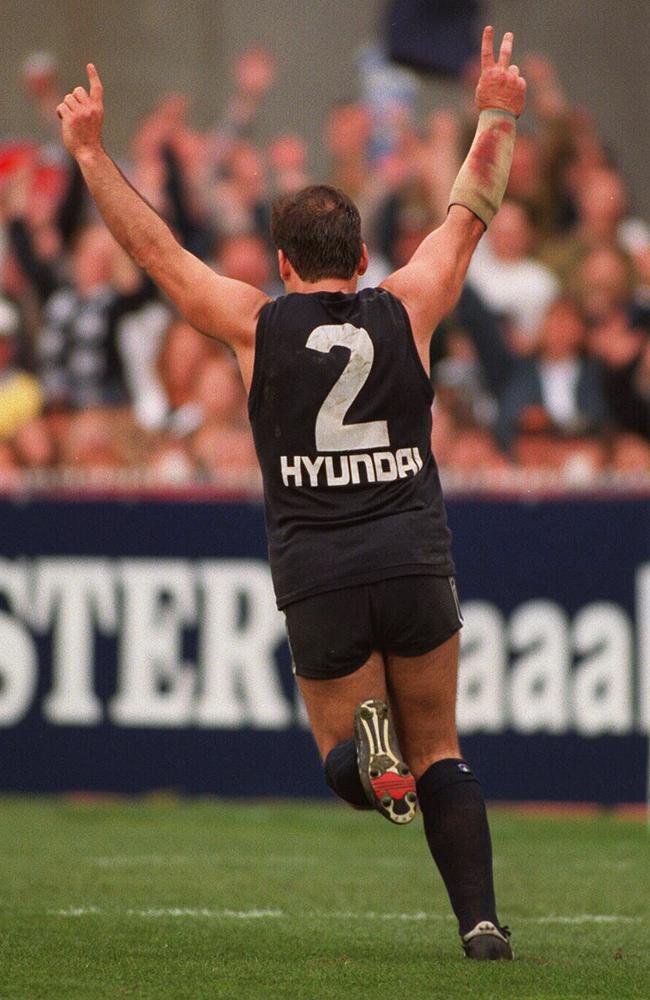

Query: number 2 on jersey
306;324;389;452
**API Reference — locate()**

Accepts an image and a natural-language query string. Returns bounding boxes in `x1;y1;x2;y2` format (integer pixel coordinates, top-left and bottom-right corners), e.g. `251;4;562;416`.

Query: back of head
271;184;362;282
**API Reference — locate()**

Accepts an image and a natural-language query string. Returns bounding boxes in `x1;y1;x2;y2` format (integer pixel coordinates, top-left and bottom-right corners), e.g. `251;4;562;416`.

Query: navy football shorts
284;574;463;680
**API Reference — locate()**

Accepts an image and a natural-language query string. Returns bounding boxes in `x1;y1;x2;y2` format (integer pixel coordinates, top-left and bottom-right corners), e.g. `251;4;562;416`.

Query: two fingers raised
481;25;514;71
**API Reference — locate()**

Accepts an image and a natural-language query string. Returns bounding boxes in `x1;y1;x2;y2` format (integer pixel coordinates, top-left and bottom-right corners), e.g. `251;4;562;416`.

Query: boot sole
353;699;417;825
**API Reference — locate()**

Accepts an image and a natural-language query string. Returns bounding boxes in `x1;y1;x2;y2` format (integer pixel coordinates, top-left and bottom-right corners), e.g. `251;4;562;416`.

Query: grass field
0;798;649;999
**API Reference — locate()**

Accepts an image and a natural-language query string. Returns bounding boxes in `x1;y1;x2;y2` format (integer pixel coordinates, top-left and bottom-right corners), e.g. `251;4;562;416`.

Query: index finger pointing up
481;25;495;70
86;63;103;99
497;31;514;68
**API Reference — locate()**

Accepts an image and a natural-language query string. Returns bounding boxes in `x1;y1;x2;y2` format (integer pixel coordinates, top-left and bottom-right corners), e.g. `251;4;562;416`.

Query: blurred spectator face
13;417;56;468
22;52;58;98
578;246;631;321
62;410;122;471
376;150;410;191
234;47;277;96
269;135;310;195
71;226;113;294
557;438;606;480
147;441;196;484
160;321;212;408
612;434;650;472
218;234;271;289
270;135;308;174
225;143;266;198
192;424;258;482
447;429;509;473
0;441;18;472
587;313;644;369
157;92;190;129
576;169;627;237
195;356;243;424
489;201;532;261
539;300;586;360
514;433;561;469
33;223;62;262
325;103;371;159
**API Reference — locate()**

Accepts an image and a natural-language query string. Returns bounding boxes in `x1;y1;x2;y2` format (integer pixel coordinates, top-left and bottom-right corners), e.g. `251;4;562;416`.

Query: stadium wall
1;1;650;217
0;492;648;804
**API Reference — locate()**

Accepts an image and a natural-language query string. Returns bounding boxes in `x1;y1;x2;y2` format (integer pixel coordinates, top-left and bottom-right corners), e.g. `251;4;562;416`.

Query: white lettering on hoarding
0;557;647;735
32;559;116;725
457;602;506;733
508;601;570;735
637;564;650;735
110;561;197;727
572;603;633;735
196;561;290;729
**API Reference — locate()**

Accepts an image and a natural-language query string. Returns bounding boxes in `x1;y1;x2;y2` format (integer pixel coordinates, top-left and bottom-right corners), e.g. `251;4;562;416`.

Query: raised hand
475;26;526;119
56;64;105;159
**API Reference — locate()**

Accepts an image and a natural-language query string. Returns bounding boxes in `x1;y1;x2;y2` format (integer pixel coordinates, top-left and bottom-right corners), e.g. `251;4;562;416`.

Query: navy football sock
416;758;499;936
324;738;372;808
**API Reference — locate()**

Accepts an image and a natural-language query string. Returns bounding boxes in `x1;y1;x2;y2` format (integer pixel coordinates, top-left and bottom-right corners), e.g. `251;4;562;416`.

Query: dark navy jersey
248;286;454;608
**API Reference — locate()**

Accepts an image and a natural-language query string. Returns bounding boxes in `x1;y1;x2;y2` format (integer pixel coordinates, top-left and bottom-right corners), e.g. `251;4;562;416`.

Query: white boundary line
48;907;644;925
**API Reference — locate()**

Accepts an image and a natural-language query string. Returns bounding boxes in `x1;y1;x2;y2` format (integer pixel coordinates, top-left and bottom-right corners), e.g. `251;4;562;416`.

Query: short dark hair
271;184;363;282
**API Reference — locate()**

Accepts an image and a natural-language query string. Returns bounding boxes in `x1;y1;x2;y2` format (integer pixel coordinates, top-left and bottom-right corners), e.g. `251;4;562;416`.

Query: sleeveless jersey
248;286;453;608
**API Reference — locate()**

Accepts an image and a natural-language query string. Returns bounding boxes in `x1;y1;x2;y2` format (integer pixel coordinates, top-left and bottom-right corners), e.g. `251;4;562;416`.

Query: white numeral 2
306;324;389;452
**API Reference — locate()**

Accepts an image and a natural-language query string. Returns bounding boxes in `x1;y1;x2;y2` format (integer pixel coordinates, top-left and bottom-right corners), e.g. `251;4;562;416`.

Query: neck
284;276;359;294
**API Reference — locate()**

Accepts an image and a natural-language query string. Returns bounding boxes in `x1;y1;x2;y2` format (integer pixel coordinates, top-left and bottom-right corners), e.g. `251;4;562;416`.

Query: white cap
22;51;58;78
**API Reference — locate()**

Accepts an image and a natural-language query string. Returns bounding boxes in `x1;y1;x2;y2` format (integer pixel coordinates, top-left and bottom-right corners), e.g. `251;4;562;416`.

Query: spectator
611;433;650;474
191;422;259;486
158;320;213;435
496;298;610;452
325;100;372;199
587;311;650;440
269;134;311;196
541;168;645;287
13;416;56;470
216;233;279;296
468;199;559;352
0;39;648;486
0;297;42;440
35;224;158;409
211;142;269;239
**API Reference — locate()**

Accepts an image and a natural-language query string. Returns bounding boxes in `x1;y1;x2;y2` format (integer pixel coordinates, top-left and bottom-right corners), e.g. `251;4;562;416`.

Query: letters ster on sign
0;558;648;736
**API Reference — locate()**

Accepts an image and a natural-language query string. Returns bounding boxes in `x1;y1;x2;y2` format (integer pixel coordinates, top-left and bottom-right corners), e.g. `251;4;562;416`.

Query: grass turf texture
0;799;648;999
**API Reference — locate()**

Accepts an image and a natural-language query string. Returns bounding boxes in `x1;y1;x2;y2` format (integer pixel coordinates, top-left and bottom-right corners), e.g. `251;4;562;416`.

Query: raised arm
381;27;526;354
56;65;269;380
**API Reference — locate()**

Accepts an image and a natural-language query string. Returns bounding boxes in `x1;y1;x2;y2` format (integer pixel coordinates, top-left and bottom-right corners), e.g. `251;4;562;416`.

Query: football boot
353;698;417;825
462;921;514;960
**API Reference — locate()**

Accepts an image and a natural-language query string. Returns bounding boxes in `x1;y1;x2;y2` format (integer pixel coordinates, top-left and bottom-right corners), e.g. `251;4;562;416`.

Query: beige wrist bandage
448;109;517;228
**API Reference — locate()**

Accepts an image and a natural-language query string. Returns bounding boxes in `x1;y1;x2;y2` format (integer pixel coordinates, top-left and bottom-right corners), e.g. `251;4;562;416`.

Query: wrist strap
448;109;516;227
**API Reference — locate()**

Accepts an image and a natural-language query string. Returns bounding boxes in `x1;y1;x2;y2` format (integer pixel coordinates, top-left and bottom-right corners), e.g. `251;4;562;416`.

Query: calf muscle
386;632;461;779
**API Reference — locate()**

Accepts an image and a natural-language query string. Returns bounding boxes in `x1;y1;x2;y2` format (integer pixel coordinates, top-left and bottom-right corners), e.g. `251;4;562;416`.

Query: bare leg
297;650;386;760
298;651;417;822
386;631;460;779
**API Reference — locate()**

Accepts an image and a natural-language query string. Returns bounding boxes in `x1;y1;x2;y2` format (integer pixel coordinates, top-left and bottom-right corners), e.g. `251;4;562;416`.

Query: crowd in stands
0;44;649;491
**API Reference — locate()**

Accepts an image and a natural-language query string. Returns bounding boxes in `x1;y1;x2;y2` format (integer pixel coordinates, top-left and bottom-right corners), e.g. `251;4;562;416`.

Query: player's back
248;286;453;608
